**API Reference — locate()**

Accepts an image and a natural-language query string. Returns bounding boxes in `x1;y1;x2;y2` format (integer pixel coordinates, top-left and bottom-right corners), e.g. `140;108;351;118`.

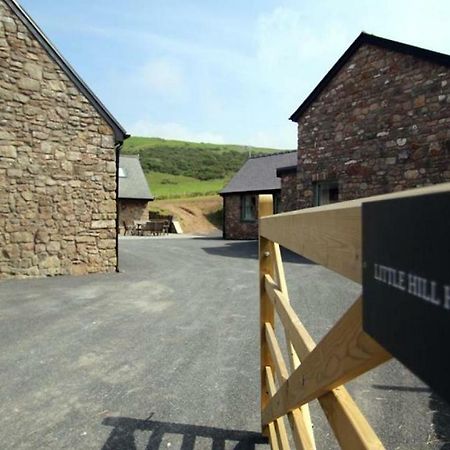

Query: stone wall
0;1;117;278
118;199;148;234
279;171;297;212
295;43;450;209
223;194;259;240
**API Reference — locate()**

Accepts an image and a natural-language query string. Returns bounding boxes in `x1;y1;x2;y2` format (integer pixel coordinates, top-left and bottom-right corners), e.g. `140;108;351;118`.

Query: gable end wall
295;43;450;209
0;1;117;278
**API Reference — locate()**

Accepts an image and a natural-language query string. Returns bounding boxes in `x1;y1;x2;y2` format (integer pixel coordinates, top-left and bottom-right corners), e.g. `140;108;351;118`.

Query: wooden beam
272;244;301;370
265;275;315;360
265;322;289;383
319;387;385;449
265;367;290;450
265;324;316;450
262;297;391;425
287;409;316;450
266;275;384;449
268;422;280;450
273;242;288;295
272;248;316;449
260;182;450;284
259;195;276;430
261;203;361;283
266;251;385;448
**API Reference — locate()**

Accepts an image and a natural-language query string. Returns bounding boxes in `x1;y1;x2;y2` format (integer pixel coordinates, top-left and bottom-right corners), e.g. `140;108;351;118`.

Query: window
313;181;339;206
241;194;256;222
118;167;127;178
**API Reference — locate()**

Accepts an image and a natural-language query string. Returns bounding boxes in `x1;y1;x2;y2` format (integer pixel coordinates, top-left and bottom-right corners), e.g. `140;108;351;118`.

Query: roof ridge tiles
249;150;296;159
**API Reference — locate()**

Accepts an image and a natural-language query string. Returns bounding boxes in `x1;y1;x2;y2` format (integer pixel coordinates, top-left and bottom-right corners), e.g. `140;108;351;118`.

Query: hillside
122;136;284;181
145;172;224;199
121;136;287;233
150;195;222;235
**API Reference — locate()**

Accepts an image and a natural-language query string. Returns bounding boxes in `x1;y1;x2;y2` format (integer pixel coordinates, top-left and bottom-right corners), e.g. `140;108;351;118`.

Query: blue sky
20;0;450;148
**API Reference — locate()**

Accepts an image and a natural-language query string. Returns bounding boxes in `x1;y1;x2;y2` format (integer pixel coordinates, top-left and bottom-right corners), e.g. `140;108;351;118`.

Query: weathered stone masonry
294;42;450;209
118;200;148;231
0;1;118;278
279;170;297;212
223;195;258;240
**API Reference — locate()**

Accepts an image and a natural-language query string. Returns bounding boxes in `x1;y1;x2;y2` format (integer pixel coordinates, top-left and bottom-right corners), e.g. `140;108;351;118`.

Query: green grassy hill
145;172;226;199
122;136;286;198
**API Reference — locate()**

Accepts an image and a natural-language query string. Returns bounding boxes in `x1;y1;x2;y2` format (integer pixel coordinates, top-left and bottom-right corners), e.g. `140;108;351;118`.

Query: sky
20;0;450;149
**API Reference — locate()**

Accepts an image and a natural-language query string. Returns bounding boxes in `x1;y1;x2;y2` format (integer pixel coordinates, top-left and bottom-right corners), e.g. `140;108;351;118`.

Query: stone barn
280;33;450;210
220;151;296;240
0;0;127;278
118;155;154;233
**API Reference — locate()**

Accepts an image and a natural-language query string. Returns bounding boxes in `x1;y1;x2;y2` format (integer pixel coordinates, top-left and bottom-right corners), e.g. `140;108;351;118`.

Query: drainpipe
222;195;226;239
114;140;123;273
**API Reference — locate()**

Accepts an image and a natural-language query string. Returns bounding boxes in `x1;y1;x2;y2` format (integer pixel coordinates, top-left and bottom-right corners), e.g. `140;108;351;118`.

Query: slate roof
290;32;450;122
118;155;154;200
220;151;297;195
4;0;127;143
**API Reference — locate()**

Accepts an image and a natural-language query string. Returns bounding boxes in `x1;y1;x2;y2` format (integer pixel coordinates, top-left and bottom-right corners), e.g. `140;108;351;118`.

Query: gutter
276;165;297;177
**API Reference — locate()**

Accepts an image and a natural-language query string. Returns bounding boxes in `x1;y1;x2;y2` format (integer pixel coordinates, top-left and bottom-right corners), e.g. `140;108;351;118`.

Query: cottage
0;0;127;278
279;33;450;210
118;155;154;233
220;152;297;239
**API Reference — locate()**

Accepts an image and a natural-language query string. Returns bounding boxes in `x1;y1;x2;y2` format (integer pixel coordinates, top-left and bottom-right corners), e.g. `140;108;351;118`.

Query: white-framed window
241;194;256;222
118;167;127;178
313;181;339;206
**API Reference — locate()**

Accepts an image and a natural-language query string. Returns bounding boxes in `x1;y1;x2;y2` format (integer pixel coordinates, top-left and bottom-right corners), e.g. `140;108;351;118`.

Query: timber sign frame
258;182;450;450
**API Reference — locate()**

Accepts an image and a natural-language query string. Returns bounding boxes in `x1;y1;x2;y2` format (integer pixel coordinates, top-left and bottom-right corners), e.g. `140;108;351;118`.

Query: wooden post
259;194;275;435
273;242;316;449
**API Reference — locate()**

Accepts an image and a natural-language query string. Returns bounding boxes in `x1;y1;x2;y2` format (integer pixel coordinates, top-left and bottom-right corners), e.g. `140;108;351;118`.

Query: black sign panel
363;192;450;403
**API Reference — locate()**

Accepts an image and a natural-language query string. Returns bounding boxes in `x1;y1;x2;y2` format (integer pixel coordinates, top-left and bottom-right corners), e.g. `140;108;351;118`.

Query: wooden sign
362;192;450;403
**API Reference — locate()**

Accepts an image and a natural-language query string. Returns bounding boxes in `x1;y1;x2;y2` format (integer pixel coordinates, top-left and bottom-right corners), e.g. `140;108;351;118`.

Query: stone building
276;164;297;212
280;33;450;210
118;155;154;233
0;0;127;278
220;152;296;239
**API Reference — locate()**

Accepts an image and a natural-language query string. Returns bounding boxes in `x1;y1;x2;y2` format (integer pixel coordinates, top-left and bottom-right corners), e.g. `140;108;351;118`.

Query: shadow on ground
102;417;267;450
195;237;314;264
373;384;450;448
430;392;450;449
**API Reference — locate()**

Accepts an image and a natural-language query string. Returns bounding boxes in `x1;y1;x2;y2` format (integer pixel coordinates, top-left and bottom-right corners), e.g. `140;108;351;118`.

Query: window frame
313;180;339;206
240;194;257;222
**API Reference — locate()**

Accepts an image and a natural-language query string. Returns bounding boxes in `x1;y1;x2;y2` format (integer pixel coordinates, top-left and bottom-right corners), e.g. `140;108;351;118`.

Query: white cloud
255;7;351;90
56;0;450;150
244;123;298;150
137;58;186;100
364;0;450;53
128;119;226;144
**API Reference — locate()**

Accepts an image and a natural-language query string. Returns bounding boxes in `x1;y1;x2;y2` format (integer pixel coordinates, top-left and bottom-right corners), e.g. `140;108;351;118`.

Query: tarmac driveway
0;236;449;449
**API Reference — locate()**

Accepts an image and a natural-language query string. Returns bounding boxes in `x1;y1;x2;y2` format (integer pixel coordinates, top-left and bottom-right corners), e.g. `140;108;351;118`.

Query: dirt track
151;195;222;235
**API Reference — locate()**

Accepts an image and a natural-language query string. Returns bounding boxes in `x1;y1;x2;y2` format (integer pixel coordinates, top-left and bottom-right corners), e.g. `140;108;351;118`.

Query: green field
123;135;288;199
147;171;227;199
123;136;285;181
124;136;281;154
